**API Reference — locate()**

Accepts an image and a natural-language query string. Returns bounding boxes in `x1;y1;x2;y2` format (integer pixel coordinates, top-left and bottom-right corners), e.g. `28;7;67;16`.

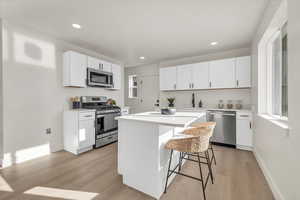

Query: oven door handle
97;115;105;118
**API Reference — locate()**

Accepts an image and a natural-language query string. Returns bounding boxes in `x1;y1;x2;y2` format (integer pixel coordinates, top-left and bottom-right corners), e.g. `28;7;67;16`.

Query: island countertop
116;111;206;127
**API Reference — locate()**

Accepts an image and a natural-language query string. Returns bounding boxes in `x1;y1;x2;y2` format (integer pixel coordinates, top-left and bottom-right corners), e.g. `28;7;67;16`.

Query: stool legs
164;149;173;193
205;151;214;184
210;143;217;165
197;153;206;200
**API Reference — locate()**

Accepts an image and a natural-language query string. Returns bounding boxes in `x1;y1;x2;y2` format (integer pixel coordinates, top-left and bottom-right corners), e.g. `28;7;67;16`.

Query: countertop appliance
81;96;121;148
87;68;113;87
206;110;236;147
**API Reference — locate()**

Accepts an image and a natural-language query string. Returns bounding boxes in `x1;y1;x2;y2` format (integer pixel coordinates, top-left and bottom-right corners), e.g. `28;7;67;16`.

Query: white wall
2;21;124;166
160;89;251;109
251;0;300;199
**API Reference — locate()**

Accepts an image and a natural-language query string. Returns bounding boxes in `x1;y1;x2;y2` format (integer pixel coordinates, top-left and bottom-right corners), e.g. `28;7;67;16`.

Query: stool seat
165;129;210;153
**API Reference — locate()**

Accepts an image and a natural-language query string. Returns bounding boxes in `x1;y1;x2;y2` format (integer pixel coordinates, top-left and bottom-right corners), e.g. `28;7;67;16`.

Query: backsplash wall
160;88;252;109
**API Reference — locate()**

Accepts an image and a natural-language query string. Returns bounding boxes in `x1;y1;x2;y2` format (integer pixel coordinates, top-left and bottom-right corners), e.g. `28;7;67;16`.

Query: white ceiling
0;0;269;66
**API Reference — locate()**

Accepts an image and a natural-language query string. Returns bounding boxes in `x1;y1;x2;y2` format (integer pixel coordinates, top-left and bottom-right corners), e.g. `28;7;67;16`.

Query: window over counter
128;75;138;98
258;17;288;119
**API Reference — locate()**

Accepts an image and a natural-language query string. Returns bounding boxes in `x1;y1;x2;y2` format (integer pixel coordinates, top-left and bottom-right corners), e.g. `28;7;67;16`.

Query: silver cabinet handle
237;80;239;87
174;84;176;89
209;82;212;88
222;114;236;116
84;115;93;117
239;115;249;117
192;83;194;88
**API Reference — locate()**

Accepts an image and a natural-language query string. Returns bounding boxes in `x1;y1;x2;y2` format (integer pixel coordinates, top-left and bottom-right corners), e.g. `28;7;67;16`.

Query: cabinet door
160;67;177;90
177;64;192;90
236;56;251;88
101;60;112;72
87;56;101;69
192;62;210;89
111;64;121;90
209;58;236;89
236;117;253;148
70;52;87;87
78;120;95;149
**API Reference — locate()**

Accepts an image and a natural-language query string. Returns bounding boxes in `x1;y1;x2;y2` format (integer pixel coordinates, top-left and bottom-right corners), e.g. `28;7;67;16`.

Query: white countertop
65;109;96;112
116;111;206;127
178;107;252;113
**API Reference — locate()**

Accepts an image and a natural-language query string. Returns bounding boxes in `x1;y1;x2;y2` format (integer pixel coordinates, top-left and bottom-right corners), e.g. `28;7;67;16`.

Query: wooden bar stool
164;127;213;200
188;122;217;165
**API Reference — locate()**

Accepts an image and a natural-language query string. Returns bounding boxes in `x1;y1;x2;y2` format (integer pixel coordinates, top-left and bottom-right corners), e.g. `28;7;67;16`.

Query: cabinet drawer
236;112;252;119
79;112;95;120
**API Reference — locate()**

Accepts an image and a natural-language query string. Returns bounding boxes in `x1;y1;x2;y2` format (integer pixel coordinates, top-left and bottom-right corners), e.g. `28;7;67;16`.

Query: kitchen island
116;111;206;199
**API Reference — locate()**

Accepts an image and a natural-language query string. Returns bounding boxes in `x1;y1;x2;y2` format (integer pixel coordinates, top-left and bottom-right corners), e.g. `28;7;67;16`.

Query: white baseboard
253;148;285;200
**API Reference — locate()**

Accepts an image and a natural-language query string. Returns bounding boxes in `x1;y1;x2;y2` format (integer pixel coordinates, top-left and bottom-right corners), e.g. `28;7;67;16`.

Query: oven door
103;112;120;131
96;112;120;135
87;68;113;87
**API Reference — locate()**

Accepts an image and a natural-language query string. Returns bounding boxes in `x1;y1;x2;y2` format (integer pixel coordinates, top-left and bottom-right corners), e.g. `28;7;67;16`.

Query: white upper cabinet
100;60;112;72
87;56;101;70
209;58;236;89
160;67;177;90
110;64;121;90
236;56;251;88
177;64;193;90
176;62;210;90
88;56;112;72
63;51;87;87
192;62;210;89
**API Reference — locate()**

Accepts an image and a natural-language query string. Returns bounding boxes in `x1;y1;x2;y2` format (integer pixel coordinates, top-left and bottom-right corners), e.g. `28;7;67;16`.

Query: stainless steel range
81;96;121;148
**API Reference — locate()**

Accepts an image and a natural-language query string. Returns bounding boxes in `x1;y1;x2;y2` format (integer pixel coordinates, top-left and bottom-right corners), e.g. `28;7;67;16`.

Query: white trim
253;148;285;200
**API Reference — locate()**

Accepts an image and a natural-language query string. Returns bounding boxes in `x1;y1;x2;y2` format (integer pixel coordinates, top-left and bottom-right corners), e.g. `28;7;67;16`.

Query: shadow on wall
2;26;58;168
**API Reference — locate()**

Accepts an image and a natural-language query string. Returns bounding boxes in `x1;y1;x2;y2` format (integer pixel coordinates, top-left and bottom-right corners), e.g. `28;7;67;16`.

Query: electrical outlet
46;128;51;134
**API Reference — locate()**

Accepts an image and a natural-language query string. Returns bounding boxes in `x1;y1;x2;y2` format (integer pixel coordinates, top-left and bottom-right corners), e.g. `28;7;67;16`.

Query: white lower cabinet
64;110;95;155
236;112;253;151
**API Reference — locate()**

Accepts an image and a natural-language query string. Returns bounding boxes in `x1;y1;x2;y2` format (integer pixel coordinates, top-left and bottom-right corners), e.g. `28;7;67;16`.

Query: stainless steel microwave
87;68;113;87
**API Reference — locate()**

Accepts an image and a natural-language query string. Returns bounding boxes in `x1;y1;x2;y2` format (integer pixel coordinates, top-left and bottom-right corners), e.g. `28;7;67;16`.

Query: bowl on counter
161;108;176;115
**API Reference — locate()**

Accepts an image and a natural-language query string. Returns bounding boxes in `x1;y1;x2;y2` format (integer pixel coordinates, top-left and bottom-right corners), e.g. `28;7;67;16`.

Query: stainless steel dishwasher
206;110;236;147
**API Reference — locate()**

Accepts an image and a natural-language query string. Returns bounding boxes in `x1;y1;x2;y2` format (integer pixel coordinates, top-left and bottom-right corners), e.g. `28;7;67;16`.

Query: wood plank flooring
0;143;274;200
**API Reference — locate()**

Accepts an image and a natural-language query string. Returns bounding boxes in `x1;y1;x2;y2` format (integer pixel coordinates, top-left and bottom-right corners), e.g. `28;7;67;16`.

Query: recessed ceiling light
72;24;82;29
210;42;218;46
139;56;145;60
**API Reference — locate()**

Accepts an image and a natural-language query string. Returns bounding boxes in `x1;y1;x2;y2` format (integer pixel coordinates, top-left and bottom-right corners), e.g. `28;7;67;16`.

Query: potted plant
167;98;175;107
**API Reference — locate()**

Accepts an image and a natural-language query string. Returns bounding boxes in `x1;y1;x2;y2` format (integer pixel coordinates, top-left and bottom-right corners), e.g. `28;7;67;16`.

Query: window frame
258;18;288;120
128;75;138;99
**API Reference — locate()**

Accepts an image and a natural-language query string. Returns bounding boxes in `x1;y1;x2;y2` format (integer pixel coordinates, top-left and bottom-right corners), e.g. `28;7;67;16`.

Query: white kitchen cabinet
109;64;121;90
87;56;101;70
192;62;210;89
177;64;193;90
209;58;236;89
236;56;251;88
160;66;177;90
176;62;210;90
236;112;253;151
88;56;112;72
63;110;95;155
63;51;87;87
101;60;112;72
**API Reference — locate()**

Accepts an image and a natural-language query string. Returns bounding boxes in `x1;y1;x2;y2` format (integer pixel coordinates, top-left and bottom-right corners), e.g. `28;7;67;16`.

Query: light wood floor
0;143;274;200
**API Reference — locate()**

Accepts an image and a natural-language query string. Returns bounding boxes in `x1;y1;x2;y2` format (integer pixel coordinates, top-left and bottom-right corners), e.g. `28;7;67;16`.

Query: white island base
117;112;205;199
